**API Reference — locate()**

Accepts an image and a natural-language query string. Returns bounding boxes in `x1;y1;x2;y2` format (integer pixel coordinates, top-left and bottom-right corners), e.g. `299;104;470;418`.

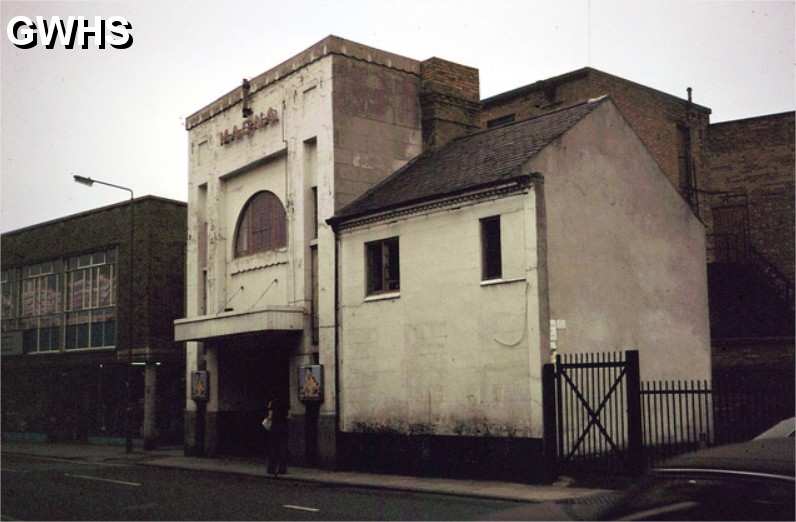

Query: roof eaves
328;174;538;229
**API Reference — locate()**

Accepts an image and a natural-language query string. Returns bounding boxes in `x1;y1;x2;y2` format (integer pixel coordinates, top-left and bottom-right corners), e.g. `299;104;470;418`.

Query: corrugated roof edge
2;195;186;237
329;96;609;226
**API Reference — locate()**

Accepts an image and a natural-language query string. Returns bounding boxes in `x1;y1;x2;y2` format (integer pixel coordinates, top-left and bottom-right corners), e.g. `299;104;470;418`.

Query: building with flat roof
2;196;186;448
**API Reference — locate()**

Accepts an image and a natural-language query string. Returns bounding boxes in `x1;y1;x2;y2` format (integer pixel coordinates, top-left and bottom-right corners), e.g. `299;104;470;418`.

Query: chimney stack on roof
420;57;481;151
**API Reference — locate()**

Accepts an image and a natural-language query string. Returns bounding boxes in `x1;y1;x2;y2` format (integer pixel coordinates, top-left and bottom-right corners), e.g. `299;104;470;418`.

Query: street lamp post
73;175;135;454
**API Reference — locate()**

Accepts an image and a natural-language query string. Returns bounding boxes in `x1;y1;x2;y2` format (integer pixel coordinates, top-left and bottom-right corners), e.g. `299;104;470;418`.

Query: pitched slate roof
333;97;608;222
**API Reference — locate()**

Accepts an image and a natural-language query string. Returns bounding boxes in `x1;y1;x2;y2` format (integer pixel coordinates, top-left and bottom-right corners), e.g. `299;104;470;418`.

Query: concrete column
204;345;219;455
143;364;158;450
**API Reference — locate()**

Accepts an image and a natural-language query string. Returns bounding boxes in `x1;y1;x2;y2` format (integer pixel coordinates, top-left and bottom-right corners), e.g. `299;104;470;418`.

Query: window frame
365;236;400;297
233;191;288;258
3;248;117;354
480;215;503;281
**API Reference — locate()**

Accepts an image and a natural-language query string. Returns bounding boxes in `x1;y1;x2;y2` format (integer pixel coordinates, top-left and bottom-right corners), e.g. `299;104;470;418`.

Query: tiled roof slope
334;97;607;222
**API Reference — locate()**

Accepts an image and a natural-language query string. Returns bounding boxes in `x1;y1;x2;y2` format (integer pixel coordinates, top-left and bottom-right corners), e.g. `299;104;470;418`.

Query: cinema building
174;36;719;476
175;36;426;462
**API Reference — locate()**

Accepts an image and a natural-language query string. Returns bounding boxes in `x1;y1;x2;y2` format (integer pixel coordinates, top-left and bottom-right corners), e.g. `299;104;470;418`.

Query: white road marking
283;504;320;512
65;473;141;487
6;454;126;467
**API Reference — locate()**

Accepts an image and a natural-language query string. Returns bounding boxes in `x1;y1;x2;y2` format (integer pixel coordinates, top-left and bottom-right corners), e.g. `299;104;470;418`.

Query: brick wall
420;57;479;102
480;68;712;211
1;197;186;442
707;112;795;282
1;196;186;360
138;198;187;355
420;57;481;150
712;337;795;389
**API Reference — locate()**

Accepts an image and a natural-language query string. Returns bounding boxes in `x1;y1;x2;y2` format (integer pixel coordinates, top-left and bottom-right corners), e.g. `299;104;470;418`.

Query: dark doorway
214;334;291;456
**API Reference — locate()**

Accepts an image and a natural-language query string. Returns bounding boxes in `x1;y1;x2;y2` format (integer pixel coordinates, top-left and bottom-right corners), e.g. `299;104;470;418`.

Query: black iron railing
641;379;794;466
641;380;713;466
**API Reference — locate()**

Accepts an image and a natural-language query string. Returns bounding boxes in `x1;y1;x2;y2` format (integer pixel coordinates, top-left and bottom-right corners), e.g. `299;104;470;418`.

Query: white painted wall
184;57;335;415
527;101;711;381
338;190;546;438
183;46;424;431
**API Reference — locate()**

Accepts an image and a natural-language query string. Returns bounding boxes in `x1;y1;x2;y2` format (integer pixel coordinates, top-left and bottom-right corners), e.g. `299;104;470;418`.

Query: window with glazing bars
234;191;287;257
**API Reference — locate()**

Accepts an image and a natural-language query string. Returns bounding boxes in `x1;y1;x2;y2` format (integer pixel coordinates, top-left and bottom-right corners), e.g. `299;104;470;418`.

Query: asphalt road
0;454;519;520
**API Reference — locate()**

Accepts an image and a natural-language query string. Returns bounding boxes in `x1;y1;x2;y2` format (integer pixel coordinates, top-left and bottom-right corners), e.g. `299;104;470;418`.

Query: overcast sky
1;0;793;232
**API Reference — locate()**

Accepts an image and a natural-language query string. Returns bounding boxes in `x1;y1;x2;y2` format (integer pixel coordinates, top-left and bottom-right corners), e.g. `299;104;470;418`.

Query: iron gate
542;350;643;477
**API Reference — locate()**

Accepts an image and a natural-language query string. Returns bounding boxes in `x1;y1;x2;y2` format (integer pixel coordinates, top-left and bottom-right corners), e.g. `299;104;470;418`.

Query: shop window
481;216;502;280
234;191;287;257
366;237;400;295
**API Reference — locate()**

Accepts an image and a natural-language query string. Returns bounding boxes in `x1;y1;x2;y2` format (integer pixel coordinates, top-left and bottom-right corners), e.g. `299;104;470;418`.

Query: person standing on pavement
265;398;289;477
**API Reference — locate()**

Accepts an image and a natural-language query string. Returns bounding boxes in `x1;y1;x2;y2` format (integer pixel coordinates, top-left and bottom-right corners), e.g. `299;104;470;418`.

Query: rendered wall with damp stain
337;190;546;439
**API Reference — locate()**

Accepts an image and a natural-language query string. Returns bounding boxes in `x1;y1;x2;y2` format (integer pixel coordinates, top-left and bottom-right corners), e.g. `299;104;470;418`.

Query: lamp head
72;174;94;186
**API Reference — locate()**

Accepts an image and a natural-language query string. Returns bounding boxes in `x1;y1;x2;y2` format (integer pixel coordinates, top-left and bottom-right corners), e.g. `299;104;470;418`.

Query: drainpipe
333;230;342;468
685;86;701;218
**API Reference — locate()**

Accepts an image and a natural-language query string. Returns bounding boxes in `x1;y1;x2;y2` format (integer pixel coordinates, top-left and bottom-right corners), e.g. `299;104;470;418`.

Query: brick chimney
420;57;481;150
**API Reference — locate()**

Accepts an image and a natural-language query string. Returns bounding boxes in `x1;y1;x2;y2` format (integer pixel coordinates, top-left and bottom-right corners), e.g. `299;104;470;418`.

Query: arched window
234;191;287;257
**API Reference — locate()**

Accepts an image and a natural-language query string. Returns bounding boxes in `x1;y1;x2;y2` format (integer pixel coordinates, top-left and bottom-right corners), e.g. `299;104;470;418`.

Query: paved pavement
1;440;610;503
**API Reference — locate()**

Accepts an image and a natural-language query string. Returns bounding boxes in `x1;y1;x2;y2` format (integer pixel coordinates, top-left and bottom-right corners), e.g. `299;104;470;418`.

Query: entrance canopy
174;306;304;342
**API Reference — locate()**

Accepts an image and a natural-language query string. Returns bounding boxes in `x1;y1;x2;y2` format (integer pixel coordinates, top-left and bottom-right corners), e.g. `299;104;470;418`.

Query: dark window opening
487;114;516;128
23;328;37;353
481;216;502;280
311;245;319;344
366;237;400;295
311;187;319;240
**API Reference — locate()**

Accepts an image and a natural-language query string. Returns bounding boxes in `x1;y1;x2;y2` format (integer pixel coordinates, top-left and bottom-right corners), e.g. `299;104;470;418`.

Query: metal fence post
626;350;643;475
542;363;558;483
